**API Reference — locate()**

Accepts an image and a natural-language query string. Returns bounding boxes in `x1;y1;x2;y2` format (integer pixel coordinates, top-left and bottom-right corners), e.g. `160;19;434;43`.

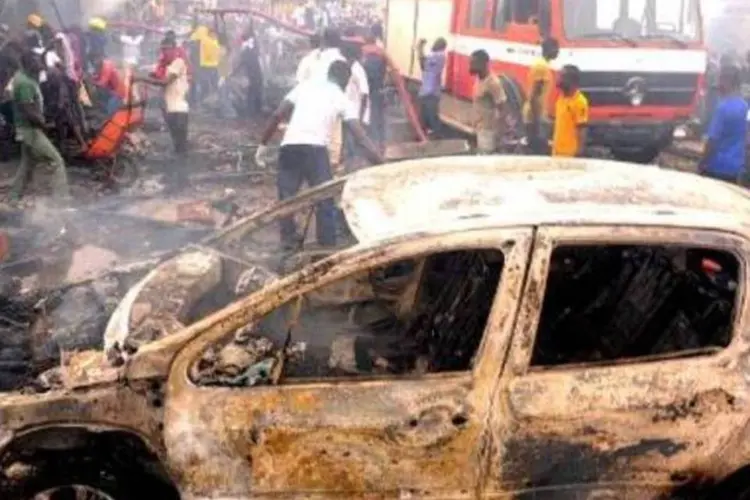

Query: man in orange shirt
552;65;589;158
90;51;127;114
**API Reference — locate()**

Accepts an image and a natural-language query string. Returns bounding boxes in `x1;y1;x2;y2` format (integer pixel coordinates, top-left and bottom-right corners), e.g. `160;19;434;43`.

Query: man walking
254;60;383;248
551;65;589;158
362;31;388;148
342;43;370;171
311;28;345;81
415;37;447;137
194;27;221;105
523;38;559;155
8;51;69;202
295;34;321;84
137;37;190;169
699;64;749;183
469;50;507;154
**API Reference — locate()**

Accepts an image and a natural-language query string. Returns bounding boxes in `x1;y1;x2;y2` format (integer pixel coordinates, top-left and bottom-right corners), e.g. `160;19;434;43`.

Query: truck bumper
587;120;684;151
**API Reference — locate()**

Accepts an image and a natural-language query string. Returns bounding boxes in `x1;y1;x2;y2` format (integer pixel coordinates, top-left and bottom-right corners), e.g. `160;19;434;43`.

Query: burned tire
110;159;139;187
4;450;179;500
106;157;139;187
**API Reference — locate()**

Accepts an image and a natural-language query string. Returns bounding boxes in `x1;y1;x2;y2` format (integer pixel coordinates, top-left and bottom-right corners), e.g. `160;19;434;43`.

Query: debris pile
0;271;132;391
195;335;306;387
0;200;237;391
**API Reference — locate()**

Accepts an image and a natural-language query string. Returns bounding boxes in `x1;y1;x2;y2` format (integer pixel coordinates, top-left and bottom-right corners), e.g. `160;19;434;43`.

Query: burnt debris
531;245;737;368
192;249;504;385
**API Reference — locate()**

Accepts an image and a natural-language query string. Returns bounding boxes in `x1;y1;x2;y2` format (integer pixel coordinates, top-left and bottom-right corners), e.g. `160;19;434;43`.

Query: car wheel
5;451;178;500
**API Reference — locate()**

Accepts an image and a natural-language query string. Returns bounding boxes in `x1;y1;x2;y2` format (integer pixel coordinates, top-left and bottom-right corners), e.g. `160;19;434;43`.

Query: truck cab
385;0;705;162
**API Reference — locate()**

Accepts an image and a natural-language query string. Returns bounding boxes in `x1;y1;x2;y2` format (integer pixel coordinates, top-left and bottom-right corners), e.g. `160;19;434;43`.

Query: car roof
340;156;750;243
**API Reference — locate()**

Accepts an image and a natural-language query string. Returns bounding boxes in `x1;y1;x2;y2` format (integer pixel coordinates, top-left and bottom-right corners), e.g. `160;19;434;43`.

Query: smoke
79;0;128;21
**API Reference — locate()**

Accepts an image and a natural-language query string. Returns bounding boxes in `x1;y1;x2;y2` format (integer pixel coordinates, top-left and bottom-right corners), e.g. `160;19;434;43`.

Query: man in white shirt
31;46;61;84
310;29;345;82
255;60;383;247
120;30;145;67
341;43;370;169
292;5;306;28
136;36;190;174
54;32;77;81
295;34;321;84
300;28;347;165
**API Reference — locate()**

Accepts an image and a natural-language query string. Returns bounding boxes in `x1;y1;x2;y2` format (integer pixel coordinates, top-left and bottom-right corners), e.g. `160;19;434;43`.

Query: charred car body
2;157;750;498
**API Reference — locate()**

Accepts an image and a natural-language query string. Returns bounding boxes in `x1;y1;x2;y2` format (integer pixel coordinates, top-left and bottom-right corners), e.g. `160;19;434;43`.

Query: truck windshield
564;0;701;43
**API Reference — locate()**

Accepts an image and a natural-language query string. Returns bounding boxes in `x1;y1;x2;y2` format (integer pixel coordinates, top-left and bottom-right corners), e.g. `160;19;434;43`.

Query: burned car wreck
2;157;750;499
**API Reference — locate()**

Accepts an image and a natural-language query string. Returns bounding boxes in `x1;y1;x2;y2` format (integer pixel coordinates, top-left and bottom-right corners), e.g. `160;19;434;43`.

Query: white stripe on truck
449;34;706;73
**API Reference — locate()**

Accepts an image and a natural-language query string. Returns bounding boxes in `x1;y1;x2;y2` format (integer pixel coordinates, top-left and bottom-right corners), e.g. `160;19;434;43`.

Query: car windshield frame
205;177;358;281
562;0;702;43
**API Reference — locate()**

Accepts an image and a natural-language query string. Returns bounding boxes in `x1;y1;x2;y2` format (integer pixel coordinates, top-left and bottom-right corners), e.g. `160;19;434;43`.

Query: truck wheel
611;147;661;164
5;450;178;500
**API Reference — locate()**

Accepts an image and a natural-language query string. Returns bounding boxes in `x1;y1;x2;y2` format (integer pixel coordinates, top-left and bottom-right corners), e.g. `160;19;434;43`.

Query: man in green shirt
9;51;69;202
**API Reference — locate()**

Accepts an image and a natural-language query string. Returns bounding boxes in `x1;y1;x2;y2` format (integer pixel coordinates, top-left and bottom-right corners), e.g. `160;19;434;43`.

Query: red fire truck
385;0;705;162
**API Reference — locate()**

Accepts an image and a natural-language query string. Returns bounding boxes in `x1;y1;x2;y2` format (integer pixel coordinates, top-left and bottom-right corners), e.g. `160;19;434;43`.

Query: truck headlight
630;91;645;107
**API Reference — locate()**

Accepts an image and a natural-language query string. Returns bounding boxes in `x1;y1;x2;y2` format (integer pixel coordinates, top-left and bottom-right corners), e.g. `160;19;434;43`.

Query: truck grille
579;72;699;107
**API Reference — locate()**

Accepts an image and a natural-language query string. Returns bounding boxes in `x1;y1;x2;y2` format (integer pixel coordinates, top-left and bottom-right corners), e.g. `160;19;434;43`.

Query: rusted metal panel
490;225;750;496
338;157;750;245
0;384;165;457
162;228;531;498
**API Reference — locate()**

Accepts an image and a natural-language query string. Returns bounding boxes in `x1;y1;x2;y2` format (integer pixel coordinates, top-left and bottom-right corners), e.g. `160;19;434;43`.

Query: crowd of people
0;10;276;200
253;26;386;247
288;0;383;38
253;21;750;250
2;0;748;238
252;28;589;247
406;34;589;159
414;35;590;158
415;34;748;182
0;14;131;202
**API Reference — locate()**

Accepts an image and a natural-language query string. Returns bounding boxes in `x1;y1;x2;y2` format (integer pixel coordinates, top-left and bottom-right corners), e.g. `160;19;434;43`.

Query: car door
490;225;750;497
163;228;532;499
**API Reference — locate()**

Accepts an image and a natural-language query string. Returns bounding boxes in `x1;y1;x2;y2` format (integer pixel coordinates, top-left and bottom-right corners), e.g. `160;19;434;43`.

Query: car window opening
530;245;738;369
191;249;505;386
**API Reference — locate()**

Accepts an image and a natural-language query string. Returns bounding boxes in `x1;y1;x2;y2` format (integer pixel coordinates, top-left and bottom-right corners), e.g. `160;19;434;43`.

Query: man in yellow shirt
191;26;221;104
552;65;589;158
523;38;559;155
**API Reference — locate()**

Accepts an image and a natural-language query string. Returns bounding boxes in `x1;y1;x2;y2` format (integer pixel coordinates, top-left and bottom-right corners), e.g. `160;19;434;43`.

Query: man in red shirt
90;51;127;114
153;32;191;80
